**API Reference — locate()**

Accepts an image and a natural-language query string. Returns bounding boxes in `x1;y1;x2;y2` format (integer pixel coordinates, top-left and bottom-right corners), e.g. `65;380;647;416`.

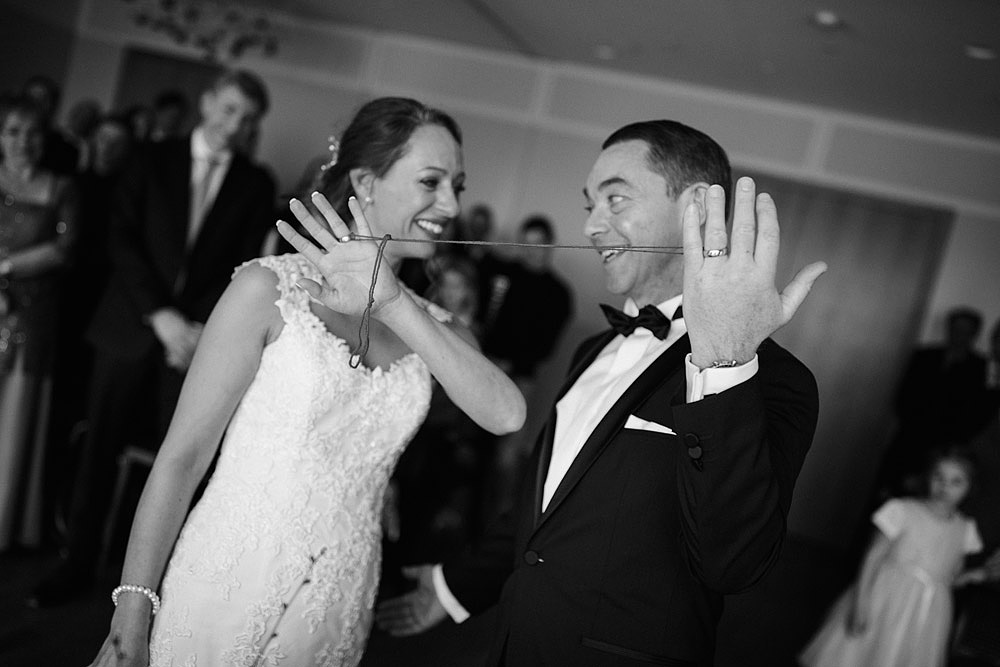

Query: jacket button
684;433;703;460
523;550;541;565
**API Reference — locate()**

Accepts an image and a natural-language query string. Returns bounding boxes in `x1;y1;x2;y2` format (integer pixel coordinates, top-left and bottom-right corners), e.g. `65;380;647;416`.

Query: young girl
800;447;988;667
426;255;480;331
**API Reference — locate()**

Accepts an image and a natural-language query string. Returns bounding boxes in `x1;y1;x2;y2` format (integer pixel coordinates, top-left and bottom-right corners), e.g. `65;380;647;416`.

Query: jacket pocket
580;637;697;666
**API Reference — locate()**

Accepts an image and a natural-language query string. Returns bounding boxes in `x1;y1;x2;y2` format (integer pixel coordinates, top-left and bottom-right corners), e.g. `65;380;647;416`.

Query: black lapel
197;154;246;242
534;334;691;532
154;139;193;266
532;330;616;526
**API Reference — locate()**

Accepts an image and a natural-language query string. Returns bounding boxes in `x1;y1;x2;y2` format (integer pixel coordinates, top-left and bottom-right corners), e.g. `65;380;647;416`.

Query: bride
88;97;525;667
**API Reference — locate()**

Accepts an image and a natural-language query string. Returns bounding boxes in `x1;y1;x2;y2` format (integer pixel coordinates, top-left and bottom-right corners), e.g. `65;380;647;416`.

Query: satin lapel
535;334;691;532
532;330;616;526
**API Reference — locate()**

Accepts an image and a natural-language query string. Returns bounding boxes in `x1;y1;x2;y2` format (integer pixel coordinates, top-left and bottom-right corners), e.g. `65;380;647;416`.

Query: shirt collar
191;127;233;164
623;294;683;320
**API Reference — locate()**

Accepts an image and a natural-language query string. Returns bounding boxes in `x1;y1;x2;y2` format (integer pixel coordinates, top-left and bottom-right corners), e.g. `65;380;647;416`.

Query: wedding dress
149;253;434;666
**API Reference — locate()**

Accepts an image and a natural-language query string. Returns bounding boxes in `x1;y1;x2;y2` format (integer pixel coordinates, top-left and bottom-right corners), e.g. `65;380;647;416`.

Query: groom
376;120;826;665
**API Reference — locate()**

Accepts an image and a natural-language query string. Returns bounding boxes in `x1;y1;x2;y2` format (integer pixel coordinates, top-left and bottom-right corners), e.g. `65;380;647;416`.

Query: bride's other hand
276;193;402;317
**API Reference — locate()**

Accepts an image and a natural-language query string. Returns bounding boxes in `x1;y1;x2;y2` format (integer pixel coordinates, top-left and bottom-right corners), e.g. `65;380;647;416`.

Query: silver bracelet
111;584;161;615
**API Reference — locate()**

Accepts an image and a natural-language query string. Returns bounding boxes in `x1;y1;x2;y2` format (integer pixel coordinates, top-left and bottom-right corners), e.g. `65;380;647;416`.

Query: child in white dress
800;447;989;667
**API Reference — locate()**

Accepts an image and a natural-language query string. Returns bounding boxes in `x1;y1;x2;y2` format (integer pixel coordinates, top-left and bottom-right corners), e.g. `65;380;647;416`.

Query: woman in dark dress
0;95;78;551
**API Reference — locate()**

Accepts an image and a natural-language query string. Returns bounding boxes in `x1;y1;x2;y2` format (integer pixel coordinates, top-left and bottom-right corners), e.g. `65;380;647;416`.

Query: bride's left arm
378;290;525;435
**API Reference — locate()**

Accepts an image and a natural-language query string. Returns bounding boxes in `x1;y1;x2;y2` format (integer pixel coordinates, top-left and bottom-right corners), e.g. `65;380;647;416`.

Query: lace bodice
151;253;436;666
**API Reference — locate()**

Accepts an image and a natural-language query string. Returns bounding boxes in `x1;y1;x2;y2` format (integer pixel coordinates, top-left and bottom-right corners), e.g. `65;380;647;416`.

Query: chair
97;444;156;572
952;583;1000;665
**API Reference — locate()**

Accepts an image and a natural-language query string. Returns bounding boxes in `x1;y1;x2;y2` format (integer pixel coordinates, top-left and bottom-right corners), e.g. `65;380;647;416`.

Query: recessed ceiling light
594;44;616;61
965;44;997;60
811;9;845;30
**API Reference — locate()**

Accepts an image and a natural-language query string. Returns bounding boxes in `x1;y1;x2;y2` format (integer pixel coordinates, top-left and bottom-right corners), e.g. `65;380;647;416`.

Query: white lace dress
149;254;435;667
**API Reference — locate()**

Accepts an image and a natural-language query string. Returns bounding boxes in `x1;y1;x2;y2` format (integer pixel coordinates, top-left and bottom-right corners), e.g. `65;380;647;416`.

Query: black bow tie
600;304;681;341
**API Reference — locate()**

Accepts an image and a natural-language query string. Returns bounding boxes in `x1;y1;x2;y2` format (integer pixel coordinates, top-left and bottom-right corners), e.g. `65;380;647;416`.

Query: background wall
4;0;999;548
0;0;79;95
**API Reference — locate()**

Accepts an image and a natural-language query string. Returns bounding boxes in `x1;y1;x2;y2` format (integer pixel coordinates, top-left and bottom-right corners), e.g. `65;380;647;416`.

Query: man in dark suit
375;120;826;665
878;307;988;496
32;69;276;605
480;215;573;383
21;74;80;176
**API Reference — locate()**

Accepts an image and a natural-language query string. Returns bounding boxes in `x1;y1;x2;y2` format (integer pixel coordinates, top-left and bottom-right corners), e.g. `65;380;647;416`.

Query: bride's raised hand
276;193;402;317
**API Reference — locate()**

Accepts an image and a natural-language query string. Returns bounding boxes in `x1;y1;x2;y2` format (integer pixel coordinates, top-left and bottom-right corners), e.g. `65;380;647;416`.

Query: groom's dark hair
603;120;732;213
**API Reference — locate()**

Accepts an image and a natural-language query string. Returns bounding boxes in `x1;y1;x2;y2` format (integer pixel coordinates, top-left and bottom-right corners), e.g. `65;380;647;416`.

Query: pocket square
624;414;676;435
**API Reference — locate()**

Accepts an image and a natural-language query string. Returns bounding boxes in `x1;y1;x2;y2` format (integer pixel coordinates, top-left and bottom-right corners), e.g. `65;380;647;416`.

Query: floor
1;535;996;666
0;535;854;667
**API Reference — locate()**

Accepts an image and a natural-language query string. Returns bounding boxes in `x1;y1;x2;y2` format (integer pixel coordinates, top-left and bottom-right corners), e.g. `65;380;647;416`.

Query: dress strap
232;255;456;327
233;254;319;325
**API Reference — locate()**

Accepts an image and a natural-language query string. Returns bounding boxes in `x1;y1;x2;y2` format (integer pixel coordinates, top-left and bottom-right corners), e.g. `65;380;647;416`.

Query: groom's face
583;140;687;305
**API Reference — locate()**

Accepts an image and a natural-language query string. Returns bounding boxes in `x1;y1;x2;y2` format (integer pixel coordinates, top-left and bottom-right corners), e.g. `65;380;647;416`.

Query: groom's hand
375;565;448;636
682;177;827;368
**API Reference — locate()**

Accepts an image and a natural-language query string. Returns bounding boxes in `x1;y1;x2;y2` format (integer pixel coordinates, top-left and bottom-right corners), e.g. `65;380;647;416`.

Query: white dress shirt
433;295;758;622
188;128;232;246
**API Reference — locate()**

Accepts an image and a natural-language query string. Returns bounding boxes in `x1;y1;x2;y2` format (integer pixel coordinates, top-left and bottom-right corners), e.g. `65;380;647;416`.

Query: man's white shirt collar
191;127;233;164
621;294;683;322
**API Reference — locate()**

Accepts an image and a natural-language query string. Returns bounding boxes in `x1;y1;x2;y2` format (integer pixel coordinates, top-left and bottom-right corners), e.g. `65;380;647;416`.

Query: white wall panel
826;126;1000;209
548;71;816;167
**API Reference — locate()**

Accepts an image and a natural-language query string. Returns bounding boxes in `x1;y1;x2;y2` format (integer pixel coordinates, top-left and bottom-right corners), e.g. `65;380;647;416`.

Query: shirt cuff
432;564;471;623
685;354;759;402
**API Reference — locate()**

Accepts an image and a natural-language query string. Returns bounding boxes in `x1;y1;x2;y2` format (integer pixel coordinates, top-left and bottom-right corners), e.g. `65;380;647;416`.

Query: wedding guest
62;99;103;172
800;447;988;667
122;104;154;144
0;95;79;551
45;114;134;533
480;215;573;382
878;307;988;497
149;90;190;142
31;69;275;606
21;75;78;175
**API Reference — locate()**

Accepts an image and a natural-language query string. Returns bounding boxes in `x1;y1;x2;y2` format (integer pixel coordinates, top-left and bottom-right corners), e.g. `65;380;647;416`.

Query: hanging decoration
121;0;279;61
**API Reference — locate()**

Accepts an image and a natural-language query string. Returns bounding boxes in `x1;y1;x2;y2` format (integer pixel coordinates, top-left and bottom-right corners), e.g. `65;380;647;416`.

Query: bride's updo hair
317;97;463;221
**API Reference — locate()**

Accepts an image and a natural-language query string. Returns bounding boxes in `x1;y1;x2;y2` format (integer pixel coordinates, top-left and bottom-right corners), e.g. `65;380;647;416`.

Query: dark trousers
63;345;184;571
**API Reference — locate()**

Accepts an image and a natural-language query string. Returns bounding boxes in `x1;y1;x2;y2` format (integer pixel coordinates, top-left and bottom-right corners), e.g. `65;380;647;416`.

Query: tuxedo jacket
86;136;275;357
443;331;819;666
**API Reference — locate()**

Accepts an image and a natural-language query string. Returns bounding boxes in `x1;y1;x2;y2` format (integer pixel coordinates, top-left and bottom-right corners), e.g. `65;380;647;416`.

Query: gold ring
704;248;728;258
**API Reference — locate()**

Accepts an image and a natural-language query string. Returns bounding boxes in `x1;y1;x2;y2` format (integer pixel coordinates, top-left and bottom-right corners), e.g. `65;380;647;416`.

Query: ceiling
266;0;1000;139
